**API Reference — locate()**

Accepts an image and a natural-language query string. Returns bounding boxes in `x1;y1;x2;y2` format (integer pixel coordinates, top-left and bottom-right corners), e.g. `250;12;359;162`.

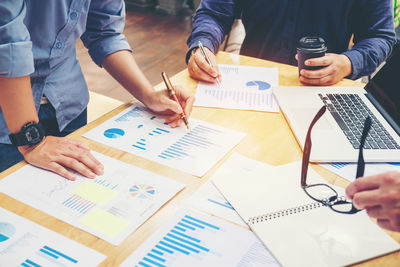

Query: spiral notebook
212;153;400;267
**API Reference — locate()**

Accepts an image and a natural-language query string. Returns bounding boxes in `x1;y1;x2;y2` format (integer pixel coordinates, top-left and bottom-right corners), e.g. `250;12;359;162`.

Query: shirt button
70;12;77;20
55;42;62;49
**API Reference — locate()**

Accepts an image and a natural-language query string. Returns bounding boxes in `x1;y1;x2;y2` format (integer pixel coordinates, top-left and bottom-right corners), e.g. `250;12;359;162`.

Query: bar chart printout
120;209;279;267
195;65;279;112
0;152;184;245
83;103;245;176
0;207;105;266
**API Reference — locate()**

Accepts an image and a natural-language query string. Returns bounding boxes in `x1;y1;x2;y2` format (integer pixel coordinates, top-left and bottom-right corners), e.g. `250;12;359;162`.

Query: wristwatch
9;122;45;147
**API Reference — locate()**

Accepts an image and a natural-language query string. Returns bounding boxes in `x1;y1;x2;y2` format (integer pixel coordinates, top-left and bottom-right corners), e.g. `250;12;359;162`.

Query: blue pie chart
246;80;271;90
104;128;125;139
0;222;16;242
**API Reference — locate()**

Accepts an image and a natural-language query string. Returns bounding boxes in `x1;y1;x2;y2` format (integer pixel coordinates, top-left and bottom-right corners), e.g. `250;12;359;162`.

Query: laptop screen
365;44;400;128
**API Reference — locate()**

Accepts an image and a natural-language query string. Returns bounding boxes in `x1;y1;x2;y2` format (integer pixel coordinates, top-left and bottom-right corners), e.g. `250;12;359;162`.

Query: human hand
18;136;104;181
188;46;221;83
346;171;400;232
143;86;195;128
296;53;352;86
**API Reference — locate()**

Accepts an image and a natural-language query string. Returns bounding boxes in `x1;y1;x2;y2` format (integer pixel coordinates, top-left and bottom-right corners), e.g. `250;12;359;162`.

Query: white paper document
0;207;105;266
0;152;184;245
120;209;279;267
195;64;279;112
212;153;400;267
320;162;400;182
187;180;247;227
83;103;245;176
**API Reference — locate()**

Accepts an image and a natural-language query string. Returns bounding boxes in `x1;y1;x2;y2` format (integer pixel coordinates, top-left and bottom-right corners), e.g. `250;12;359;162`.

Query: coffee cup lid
298;37;327;51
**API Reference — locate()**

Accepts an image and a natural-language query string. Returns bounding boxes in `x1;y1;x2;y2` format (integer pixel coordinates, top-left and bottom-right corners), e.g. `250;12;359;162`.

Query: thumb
164;98;183;114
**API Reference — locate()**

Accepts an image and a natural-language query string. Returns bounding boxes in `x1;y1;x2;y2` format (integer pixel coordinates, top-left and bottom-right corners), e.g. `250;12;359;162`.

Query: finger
165;113;182;124
62;147;104;175
190;56;217;83
377;219;400;232
305;55;333;67
47;162;76;181
169;118;184;128
295;54;298;61
194;50;219;77
366;206;385;219
183;94;195;117
346;174;385;198
299;75;334;86
67;139;90;151
57;155;96;179
352;190;381;209
300;66;333;79
162;97;183;114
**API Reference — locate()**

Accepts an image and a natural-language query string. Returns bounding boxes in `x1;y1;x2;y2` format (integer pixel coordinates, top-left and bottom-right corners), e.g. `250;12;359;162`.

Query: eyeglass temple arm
356;116;372;178
301;105;327;187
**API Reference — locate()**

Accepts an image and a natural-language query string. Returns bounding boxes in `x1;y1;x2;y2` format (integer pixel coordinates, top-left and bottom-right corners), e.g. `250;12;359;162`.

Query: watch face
25;125;42;145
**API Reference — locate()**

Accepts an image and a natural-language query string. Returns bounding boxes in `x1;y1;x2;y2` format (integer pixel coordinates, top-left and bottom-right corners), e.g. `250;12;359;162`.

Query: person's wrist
17;136;46;156
340;54;352;78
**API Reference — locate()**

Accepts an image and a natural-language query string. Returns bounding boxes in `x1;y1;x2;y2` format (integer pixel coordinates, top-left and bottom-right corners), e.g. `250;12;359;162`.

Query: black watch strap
9;122;45;147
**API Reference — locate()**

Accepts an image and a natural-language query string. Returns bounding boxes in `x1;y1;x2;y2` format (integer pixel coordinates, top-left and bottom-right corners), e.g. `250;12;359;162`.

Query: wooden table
1;51;399;266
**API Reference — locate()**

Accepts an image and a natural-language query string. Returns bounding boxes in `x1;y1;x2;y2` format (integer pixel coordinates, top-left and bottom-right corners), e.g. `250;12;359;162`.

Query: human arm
346;171;400;232
0;2;103;180
186;0;237;82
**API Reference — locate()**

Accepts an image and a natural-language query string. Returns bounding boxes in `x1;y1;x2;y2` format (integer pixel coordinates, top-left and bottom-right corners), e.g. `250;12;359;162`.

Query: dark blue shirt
187;0;396;80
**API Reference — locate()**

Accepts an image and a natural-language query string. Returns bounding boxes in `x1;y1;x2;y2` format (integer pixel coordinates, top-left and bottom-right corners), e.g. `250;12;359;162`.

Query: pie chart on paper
0;222;16;242
103;128;125;139
246;80;271;91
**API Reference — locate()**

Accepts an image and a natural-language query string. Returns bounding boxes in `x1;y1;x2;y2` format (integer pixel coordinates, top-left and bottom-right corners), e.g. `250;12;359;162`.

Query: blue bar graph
115;107;145;122
22;259;41;267
136;213;222;265
62;195;95;214
42;245;78;263
157;125;222;160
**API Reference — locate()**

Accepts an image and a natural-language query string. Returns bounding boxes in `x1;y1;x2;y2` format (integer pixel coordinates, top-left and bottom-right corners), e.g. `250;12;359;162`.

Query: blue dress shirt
0;0;131;144
187;0;396;80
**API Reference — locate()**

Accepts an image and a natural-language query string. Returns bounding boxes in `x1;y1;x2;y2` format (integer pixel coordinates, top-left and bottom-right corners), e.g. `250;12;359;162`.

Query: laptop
273;44;400;162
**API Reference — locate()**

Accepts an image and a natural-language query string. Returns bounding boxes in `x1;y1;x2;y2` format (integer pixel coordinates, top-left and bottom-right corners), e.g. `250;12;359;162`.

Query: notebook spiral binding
247;196;347;226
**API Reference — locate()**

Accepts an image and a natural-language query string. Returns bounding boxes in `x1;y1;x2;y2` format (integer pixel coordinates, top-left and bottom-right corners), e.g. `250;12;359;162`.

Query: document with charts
83;103;245;176
212;153;400;267
0;207;105;266
120;209;279;267
0;152;184;245
194;64;279;112
320;162;400;182
187;180;247;227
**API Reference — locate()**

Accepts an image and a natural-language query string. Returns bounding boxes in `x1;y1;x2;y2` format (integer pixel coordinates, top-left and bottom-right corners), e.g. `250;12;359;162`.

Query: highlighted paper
195;65;279;112
72;181;118;204
80;208;130;238
0;152;184;245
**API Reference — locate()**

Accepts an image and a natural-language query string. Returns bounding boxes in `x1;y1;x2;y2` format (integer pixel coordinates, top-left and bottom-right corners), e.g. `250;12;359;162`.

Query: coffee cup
297;37;327;76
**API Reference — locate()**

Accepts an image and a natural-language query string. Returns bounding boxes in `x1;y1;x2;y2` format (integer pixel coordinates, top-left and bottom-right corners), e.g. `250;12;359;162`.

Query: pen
161;72;191;131
198;41;221;87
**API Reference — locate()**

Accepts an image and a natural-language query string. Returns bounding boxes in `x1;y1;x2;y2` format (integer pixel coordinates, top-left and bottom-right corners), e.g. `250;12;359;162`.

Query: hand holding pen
187;41;221;85
161;72;193;130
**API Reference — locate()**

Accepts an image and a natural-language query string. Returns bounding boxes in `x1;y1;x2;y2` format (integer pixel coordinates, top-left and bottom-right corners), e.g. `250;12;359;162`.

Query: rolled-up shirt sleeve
80;0;132;67
0;1;34;77
186;0;236;63
343;0;396;80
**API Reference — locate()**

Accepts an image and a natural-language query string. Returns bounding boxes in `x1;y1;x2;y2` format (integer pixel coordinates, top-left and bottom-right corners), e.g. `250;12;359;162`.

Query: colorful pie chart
129;184;156;199
104;128;125;139
246;80;271;90
0;222;16;242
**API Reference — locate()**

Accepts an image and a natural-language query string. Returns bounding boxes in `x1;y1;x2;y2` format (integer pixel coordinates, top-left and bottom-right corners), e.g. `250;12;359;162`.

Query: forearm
101;50;154;104
0;76;38;133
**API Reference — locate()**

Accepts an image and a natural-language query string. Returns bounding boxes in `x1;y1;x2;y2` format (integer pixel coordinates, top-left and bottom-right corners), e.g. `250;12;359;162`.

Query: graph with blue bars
136;214;220;266
115;106;145;122
21;245;78;267
133;128;171;151
158;125;220;161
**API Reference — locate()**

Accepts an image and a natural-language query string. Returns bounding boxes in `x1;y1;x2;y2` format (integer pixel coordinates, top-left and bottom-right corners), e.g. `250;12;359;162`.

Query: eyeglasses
301;105;372;214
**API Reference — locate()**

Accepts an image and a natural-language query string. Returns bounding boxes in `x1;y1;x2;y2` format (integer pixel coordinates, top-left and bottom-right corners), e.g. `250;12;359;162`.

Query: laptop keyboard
318;93;400;150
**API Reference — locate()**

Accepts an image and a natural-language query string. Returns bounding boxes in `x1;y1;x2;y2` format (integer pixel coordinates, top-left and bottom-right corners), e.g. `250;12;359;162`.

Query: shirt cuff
342;50;363;80
0;41;34;77
186;39;216;64
87;34;132;67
